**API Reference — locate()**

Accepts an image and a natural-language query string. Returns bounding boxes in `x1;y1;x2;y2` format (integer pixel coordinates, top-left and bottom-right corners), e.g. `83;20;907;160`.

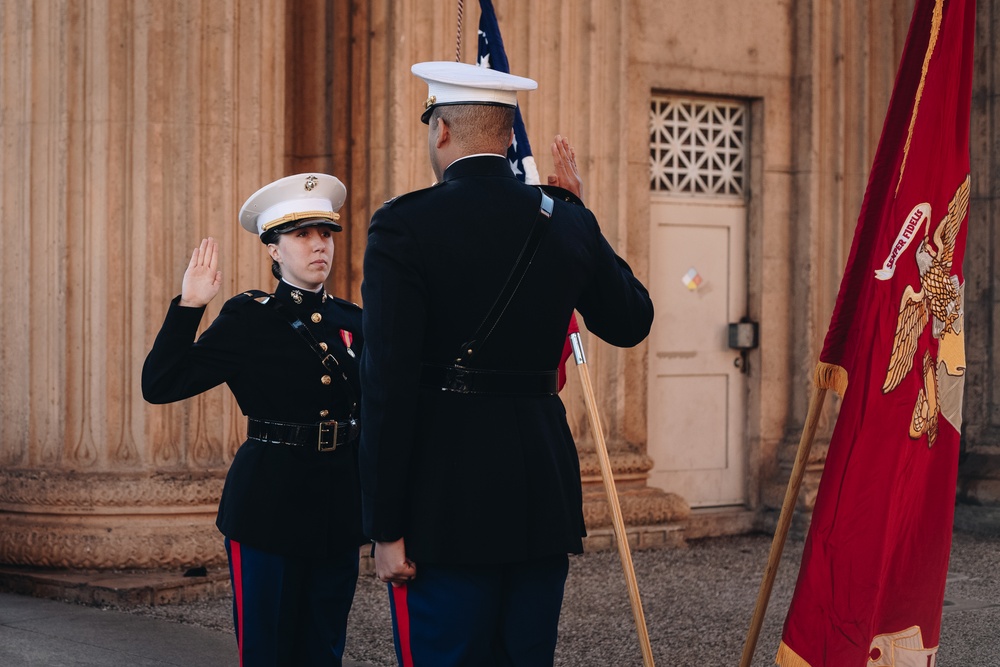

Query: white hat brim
239;173;347;237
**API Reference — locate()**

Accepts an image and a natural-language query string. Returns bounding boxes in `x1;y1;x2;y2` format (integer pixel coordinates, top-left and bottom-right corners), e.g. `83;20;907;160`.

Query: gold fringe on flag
815;361;848;397
775;641;814;667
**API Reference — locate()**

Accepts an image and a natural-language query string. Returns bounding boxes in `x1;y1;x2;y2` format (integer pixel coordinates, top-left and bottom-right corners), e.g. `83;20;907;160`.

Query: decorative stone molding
579;451;691;528
578;450;656;479
583;487;690;529
0;512;225;570
0;470;224;513
0;471;226;568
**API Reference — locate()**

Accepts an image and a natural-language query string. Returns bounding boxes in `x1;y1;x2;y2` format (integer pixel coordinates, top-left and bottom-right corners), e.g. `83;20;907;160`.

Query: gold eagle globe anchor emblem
883;175;969;447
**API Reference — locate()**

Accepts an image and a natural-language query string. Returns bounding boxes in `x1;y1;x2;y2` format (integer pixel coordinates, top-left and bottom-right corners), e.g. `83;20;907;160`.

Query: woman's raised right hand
179;237;223;308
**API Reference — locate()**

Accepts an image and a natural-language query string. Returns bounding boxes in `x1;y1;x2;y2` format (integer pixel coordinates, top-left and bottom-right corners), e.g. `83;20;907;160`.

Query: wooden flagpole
738;383;828;667
570;332;655;667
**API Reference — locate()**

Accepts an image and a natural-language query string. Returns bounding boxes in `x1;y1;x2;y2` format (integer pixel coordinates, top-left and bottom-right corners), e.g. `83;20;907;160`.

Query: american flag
476;0;540;185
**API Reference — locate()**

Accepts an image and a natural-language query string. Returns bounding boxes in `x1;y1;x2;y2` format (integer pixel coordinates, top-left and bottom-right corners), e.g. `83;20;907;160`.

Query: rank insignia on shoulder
241;290;271;304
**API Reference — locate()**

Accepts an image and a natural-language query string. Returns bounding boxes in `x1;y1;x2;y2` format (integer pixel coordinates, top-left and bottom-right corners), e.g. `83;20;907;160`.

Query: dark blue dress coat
142;280;366;557
360;155;654;565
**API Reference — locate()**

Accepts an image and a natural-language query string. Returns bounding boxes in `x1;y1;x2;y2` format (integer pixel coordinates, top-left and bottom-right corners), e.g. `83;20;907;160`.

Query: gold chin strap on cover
261;211;340;233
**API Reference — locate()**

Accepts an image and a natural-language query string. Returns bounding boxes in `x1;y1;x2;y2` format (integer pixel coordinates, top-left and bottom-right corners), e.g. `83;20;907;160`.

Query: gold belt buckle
317;420;339;452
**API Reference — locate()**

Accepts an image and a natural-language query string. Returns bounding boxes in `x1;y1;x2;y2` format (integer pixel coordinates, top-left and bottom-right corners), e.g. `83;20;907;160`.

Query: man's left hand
374;538;417;587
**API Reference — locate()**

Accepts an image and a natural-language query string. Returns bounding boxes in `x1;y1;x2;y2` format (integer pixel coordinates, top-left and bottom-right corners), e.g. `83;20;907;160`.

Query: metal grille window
649;95;747;198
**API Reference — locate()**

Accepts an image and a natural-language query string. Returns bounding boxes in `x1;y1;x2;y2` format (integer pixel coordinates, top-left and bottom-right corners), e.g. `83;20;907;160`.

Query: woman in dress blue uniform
142;173;365;667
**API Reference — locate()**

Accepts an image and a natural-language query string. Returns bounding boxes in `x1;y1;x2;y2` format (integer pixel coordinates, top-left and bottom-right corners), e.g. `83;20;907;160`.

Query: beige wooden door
647;198;748;507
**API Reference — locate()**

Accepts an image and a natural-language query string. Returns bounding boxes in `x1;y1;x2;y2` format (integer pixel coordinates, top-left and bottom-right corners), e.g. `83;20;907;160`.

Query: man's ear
436;118;451;149
508;128;515;148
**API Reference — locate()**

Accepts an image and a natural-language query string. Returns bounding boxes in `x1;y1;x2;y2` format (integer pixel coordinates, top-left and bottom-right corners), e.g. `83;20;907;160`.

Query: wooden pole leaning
738;383;829;667
570;332;655;667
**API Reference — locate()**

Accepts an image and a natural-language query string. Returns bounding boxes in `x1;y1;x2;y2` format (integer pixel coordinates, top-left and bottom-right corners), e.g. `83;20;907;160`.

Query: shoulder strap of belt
456;190;554;366
266;297;359;418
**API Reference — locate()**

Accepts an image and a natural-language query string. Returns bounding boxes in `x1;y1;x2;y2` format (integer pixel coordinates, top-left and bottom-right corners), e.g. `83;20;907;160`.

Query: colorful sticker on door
681;267;703;291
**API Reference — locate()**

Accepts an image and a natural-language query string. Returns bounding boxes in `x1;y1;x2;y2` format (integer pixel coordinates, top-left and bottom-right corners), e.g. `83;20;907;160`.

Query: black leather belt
247;417;359;452
420;364;558;396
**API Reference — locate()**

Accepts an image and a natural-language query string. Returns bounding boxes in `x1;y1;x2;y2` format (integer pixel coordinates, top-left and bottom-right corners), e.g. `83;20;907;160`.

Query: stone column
764;0;916;536
0;0;286;569
958;0;1000;513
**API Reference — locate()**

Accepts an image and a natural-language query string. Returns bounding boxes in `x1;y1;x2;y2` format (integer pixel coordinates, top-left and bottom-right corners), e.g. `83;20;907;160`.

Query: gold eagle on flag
883;174;969;447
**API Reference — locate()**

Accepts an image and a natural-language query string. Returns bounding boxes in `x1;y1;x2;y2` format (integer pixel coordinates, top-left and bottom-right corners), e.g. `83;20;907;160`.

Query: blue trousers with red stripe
387;554;569;667
225;538;359;667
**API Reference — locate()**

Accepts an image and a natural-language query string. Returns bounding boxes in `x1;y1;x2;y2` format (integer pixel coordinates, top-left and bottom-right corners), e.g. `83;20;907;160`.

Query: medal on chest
340;329;355;358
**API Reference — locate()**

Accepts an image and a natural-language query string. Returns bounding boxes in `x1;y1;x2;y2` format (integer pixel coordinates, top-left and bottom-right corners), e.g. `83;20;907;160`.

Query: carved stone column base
760;441;830;540
955;451;1000;535
578;451;691;531
583;523;686;552
958;452;1000;506
0;471;226;569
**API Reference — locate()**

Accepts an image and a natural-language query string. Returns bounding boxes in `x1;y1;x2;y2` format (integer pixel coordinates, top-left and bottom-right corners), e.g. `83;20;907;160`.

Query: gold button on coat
321;375;332;385
319;409;329;417
319;342;328;351
311;313;322;323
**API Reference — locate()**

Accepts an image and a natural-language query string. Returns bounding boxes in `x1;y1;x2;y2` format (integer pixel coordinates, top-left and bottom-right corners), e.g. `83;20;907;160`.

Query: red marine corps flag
777;0;975;665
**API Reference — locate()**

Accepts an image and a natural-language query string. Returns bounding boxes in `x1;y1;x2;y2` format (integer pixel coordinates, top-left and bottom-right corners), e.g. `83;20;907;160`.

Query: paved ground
1;521;997;666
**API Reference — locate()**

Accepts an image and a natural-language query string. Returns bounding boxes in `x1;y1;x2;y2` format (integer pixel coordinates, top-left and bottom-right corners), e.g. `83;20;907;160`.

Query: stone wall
960;0;1000;508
